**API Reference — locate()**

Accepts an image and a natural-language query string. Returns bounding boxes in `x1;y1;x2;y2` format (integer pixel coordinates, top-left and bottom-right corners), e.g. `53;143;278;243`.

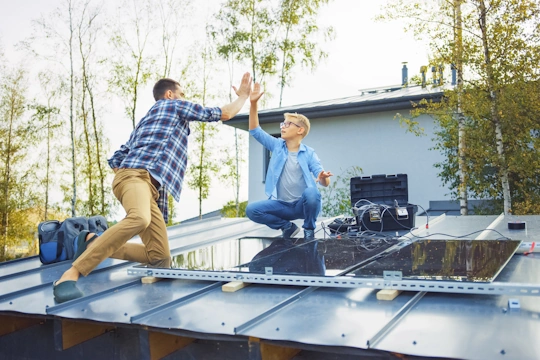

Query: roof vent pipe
420;66;427;88
451;64;457;86
402;62;408;87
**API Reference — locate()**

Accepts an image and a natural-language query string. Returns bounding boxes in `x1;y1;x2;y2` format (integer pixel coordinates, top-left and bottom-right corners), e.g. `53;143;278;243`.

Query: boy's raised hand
250;82;264;103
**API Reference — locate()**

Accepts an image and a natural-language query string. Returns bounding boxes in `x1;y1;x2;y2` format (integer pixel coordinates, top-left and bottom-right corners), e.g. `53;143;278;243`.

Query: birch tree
108;0;155;129
276;0;334;106
382;0;540;215
214;0;277;85
454;0;468;215
32;72;63;221
0;68;38;261
21;0;81;217
185;46;220;220
75;0;112;217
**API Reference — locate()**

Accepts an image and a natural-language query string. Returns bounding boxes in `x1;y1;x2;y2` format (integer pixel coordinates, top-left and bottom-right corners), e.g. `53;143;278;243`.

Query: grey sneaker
282;223;300;239
304;229;315;241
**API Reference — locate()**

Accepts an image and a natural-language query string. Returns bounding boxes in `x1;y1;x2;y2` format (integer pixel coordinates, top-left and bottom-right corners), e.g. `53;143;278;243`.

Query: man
53;73;252;303
245;83;332;241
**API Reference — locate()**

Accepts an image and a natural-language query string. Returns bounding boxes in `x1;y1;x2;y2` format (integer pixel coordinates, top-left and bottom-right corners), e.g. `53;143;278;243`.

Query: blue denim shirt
250;126;324;199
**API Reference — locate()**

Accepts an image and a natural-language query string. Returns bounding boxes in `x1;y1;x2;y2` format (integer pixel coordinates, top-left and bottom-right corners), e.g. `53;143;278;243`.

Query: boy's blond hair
284;112;310;138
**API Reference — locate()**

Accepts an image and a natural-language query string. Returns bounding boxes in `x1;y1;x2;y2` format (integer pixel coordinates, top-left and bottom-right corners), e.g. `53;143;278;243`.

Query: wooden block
56;319;114;350
147;330;194;360
377;289;402;301
222;281;250;292
141;276;161;284
249;337;301;360
0;315;42;337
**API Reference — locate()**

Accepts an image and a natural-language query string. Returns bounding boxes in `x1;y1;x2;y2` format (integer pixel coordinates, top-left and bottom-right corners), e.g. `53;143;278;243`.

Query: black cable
401;228;511;241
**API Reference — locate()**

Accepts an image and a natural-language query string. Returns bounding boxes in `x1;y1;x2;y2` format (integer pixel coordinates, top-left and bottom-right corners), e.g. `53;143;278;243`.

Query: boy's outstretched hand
317;171;333;187
232;72;252;99
250;82;264;104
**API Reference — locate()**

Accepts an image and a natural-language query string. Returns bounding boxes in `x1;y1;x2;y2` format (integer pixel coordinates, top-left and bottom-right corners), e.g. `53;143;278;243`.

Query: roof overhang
226;87;446;129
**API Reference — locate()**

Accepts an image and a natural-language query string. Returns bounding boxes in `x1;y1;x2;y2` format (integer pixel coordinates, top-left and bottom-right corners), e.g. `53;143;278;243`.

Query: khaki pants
73;169;171;276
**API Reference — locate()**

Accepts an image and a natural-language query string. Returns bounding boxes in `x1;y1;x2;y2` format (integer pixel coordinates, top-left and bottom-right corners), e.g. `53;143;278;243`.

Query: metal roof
227;84;451;127
1;214;539;360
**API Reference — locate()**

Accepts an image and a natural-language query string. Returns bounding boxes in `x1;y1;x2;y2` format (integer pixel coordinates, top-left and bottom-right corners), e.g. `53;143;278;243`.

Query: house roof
1;214;540;359
227;84;452;127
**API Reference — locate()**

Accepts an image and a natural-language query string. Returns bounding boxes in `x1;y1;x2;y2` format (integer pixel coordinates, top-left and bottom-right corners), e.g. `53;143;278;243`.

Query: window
262;133;281;183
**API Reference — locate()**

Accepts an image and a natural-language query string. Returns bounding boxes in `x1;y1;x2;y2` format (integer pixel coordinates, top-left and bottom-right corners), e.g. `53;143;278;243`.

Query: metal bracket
508;298;521;309
265;267;273;276
383;271;403;281
127;267;540;297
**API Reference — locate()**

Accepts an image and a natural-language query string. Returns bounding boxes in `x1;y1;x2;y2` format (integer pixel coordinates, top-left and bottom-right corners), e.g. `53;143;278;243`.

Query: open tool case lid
350;174;409;207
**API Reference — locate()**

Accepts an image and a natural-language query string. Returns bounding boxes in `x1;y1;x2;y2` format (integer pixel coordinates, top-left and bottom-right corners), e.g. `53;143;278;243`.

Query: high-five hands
232;72;252;99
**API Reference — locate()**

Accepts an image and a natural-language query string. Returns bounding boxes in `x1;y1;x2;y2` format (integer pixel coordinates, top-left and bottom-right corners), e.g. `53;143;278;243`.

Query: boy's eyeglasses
280;121;301;129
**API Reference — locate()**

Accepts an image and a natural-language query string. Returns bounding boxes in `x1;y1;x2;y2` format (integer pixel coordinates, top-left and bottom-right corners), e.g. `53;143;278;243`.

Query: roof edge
226;92;444;125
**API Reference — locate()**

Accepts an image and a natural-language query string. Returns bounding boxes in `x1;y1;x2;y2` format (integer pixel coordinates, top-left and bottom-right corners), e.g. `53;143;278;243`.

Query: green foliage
275;0;334;105
108;0;156;128
0;67;41;261
220;128;246;217
212;0;277;83
320;166;362;217
187;122;220;218
381;0;540;215
212;0;333;106
221;200;248;218
183;41;223;220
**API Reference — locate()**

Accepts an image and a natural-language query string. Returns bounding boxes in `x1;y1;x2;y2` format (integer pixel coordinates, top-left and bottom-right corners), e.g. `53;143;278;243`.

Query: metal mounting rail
127;267;540;297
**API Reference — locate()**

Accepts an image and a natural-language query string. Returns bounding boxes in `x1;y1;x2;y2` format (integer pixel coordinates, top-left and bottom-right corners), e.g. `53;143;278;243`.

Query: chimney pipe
402;62;408;87
420;66;427;88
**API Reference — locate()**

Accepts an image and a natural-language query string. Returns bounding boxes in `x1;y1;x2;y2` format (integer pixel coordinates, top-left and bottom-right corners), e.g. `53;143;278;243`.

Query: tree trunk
131;56;141;129
198;125;206;220
455;0;468;215
69;0;77;217
478;0;512;214
45;107;51;221
250;0;257;83
234;128;240;217
81;84;95;214
278;27;291;107
1;93;15;260
87;82;106;214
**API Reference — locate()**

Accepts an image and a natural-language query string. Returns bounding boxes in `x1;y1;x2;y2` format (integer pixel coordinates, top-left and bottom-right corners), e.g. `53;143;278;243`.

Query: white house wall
248;110;451;212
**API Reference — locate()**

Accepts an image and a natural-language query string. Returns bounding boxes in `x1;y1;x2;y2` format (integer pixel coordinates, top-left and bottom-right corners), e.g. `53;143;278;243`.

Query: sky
0;0;430;222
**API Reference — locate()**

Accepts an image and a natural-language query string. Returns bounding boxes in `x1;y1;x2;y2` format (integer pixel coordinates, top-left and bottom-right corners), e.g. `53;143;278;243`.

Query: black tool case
350;174;417;231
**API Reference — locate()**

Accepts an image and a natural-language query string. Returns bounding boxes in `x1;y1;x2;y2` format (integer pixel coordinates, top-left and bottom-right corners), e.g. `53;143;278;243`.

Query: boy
245;83;332;241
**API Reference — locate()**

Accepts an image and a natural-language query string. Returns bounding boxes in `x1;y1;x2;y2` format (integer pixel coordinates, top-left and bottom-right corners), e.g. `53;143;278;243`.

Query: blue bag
38;215;109;265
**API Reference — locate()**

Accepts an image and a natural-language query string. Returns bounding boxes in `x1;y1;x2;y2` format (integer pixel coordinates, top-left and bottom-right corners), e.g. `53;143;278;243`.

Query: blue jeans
246;187;321;230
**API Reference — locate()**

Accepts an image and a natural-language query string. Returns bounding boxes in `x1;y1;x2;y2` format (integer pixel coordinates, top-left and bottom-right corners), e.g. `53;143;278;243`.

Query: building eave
226;88;446;128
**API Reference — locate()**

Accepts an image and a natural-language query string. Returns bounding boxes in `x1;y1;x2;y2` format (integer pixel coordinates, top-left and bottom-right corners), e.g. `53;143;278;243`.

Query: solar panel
167;237;520;283
351;239;522;282
170;236;398;276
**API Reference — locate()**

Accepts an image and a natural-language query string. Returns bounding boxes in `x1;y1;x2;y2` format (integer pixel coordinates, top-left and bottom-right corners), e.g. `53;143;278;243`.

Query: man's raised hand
232;72;252;99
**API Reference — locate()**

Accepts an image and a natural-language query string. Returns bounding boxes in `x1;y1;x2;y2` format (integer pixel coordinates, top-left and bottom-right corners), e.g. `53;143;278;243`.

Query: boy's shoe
282;223;300;239
304;229;315;241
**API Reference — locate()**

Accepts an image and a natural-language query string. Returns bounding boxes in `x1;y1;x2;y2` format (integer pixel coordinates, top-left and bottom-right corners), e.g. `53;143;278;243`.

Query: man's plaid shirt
108;99;222;222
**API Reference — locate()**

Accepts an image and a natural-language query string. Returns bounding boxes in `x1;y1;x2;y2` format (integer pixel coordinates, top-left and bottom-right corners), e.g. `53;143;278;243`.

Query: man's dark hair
153;78;181;101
